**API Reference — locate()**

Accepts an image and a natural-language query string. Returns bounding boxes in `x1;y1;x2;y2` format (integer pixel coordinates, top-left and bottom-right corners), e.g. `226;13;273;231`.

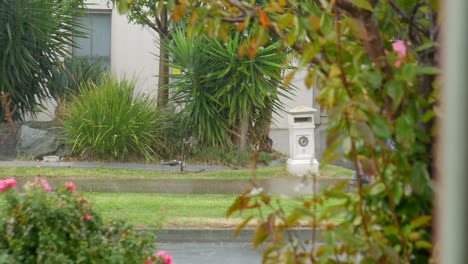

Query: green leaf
361;258;378;264
277;13;294;29
421;109;435;123
411;162;429;194
416;241;432;250
385;79;404;111
366;71;382;88
234;216;253;238
117;0;130;14
368;115;391;139
414;42;438;52
391;182;404;206
410;215;432;229
402;63;416;81
415;66;440;75
253;223;269;249
351;0;374;11
370;183;385;196
395;114;415;145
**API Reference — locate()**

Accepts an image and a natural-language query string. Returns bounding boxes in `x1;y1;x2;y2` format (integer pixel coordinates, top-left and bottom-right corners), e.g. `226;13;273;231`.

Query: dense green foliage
0;179;160;264
0;0;85;120
61;76;169;161
48;57;106;116
166;29;292;148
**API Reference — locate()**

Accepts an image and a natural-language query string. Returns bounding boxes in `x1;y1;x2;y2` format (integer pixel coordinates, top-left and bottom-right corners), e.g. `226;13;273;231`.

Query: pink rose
146;258;153;264
0;178;17;192
85;213;92;221
30;178;52;192
83;204;90;210
42;181;52;192
391;40;411;68
157;250;174;264
4;178;17;188
65;182;77;191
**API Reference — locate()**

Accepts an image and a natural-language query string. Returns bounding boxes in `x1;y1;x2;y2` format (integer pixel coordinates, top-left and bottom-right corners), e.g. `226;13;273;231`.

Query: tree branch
222;0;256;17
133;6;162;35
389;0;430;38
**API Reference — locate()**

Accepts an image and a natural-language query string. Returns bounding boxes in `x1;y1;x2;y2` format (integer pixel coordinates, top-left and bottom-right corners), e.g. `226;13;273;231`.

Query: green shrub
61;76;168;160
47;57;105;116
0;178;167;264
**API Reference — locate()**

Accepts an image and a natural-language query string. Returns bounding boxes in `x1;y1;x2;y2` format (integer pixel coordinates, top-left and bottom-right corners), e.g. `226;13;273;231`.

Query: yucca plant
0;0;85;120
47;57;105;118
61;76;168;161
165;29;293;149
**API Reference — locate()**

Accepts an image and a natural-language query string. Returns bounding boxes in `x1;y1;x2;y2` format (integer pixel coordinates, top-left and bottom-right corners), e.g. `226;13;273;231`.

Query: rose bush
0;178;173;264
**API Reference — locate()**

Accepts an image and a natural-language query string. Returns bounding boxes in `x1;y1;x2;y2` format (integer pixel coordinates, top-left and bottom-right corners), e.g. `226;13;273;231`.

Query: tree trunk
157;41;170;109
0;92;18;134
156;8;170;109
258;107;273;152
237;114;250;152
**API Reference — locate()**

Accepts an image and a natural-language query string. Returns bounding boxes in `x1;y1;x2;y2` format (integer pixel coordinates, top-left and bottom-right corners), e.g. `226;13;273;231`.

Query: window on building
73;10;111;69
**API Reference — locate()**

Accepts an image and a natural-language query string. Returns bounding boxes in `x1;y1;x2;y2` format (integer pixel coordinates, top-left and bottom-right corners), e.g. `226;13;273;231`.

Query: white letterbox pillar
287;106;320;176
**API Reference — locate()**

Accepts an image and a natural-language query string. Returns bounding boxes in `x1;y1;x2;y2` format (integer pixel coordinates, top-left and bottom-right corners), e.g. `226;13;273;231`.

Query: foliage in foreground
0;178;171;264
61;76;169;161
115;0;439;262
0;0;85;120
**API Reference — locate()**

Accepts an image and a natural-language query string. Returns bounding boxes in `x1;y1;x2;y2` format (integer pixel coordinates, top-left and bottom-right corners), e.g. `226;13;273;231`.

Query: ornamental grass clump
0;178;172;264
62;76;168;160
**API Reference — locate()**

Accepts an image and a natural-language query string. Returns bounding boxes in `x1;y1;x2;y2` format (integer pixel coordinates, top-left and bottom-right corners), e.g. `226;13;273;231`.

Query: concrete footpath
0;160;232;172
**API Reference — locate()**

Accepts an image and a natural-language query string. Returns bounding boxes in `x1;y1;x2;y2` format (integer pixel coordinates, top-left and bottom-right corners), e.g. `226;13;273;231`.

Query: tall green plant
0;0;85;120
166;29;292;148
48;57;105;116
62;76;168;161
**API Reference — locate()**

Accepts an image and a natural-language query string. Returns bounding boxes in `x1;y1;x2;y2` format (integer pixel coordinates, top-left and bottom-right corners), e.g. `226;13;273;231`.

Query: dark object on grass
161;160;181;166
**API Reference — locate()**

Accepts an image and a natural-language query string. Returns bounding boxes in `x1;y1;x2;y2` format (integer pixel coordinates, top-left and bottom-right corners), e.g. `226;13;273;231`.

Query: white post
439;0;468;263
286;106;319;176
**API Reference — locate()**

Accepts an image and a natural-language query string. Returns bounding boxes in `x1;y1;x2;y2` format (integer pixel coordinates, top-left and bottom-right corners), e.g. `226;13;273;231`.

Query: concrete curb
138;228;319;243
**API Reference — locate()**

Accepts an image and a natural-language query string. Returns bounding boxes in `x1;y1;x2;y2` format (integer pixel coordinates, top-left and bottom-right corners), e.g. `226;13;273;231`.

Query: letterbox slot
294;117;312;123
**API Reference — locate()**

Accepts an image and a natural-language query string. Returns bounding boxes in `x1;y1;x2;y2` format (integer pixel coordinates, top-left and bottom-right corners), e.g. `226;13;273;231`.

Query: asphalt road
159;242;262;264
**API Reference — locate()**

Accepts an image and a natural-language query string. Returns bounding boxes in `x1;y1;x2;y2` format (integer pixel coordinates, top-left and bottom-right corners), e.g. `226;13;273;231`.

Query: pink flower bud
85;213;92;221
157;250;174;264
77;197;87;202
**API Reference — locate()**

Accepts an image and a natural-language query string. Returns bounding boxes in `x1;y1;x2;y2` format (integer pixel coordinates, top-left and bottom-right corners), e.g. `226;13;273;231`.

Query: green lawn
0;164;352;179
85;192;345;228
0;164;352;227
